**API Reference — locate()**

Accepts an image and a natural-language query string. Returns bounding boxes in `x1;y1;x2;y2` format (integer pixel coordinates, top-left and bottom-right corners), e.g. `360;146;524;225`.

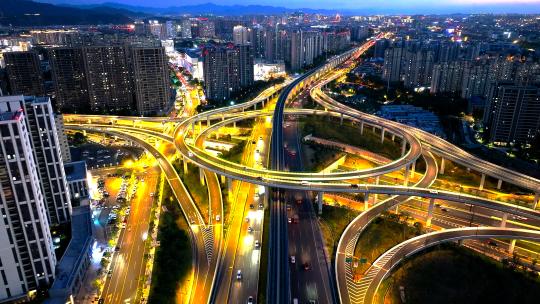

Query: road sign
345;257;352;263
360;258;367;264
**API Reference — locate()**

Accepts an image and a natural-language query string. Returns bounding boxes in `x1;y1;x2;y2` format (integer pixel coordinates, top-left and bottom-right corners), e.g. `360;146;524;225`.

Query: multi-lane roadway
66;33;540;304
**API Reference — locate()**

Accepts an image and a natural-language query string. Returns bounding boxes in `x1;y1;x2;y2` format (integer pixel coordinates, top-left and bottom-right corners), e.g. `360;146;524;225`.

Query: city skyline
38;0;540;13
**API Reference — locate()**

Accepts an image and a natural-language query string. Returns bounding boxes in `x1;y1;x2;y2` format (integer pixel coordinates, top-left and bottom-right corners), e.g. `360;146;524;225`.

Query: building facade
0;96;72;225
0;109;56;301
484;83;540;145
4;52;45;96
131;47;171;115
64;161;89;207
233;25;250;45
49;47;89;112
203;44;254;102
54;114;71;163
83;46;133;113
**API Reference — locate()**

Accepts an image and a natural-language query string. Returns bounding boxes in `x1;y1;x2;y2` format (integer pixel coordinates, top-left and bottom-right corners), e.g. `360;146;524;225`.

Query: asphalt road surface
102;168;159;303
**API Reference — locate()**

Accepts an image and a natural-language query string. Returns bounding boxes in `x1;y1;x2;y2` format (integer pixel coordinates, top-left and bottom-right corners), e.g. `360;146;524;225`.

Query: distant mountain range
3;0;540;27
66;2;341;16
0;0;132;26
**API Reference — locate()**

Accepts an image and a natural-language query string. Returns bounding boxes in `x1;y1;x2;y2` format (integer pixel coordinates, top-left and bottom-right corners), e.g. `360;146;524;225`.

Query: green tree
72;132;87;146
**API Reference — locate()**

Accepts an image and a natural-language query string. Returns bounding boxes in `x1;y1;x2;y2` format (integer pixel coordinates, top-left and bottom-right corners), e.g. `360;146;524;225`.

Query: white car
290;255;296;264
236;270;242;280
215;214;221;222
254;240;260;249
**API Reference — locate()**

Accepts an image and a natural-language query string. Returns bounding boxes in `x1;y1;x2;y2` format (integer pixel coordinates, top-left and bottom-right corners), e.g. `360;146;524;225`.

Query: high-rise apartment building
83;46;133;113
430;61;465;94
203;44;254;101
250;25;266;59
238;45;255;88
374;38;390;59
131;47;171;115
165;20;177;39
179;19;192;38
233;25;250;45
48;47;89;112
289;30;323;71
54;114;71;163
401;49;434;89
30;30;80;46
382;47;403;83
192;18;215;39
48;43;170;115
0;96;72;225
203;45;232;101
0;109;57;301
264;26;290;64
484;83;540;145
264;27;277;62
4;52;44;96
148;21;167;40
461;61;493;99
435;42;460;63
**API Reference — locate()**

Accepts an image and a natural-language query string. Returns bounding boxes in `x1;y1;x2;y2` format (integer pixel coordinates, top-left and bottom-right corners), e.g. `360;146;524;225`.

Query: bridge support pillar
264;186;269;207
497;179;503;190
534;193;539;209
262;99;265;108
226;178;234;202
509;239;516;255
317;192;323;215
381;128;385;143
500;213;508;228
254;103;257;110
404;165;410;187
373;125;376;133
220;175;226;184
360;122;364;135
221;113;225;121
364;193;369;211
227;178;233;193
183;159;188;174
199;167;205;186
440;158;445;175
401;140;407;156
207;117;211;127
340;113;343;125
479;173;486;191
391;134;395;142
233;121;236;128
82;130;87;136
374;176;379;203
411;160;416;178
426;198;435;228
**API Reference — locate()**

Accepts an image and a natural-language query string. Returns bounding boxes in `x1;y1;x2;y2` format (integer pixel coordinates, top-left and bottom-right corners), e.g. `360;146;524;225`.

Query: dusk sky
38;0;540;12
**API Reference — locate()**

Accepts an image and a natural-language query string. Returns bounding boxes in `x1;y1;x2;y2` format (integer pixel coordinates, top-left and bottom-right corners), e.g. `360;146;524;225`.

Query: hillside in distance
0;0;132;26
